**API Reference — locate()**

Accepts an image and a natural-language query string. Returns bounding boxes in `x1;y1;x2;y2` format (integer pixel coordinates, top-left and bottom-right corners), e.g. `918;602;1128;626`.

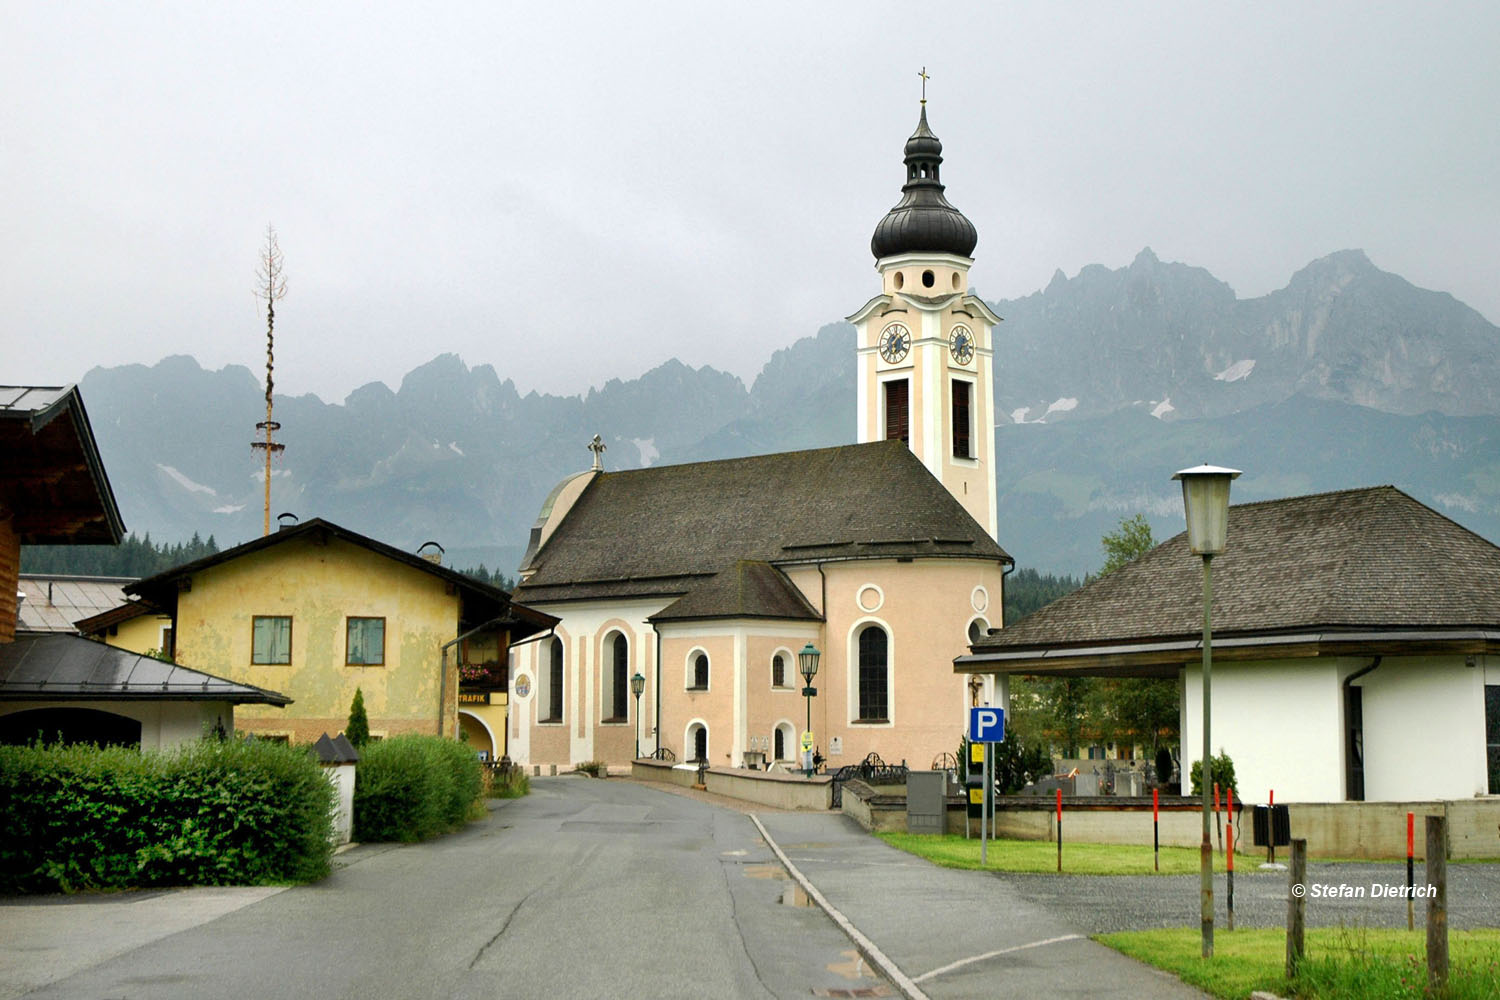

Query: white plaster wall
1181;658;1344;803
519;598;666;767
324;762;356;845
1360;655;1489;801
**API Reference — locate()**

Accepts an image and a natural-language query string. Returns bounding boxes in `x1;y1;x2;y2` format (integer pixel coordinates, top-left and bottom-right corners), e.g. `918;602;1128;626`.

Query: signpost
967;707;1005;865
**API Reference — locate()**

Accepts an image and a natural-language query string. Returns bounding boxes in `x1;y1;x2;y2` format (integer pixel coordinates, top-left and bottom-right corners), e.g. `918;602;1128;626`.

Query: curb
749;813;929;1000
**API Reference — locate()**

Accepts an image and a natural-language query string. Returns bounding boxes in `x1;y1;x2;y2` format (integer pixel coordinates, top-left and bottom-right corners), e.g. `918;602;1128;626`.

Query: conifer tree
346;688;370;748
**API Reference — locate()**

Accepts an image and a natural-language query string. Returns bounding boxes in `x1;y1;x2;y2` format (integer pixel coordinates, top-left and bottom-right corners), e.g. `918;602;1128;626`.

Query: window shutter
884;380;909;444
952;380;972;458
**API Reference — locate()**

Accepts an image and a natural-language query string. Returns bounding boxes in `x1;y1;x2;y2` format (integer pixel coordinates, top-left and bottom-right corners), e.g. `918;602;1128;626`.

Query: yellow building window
347;617;386;666
251;616;292;665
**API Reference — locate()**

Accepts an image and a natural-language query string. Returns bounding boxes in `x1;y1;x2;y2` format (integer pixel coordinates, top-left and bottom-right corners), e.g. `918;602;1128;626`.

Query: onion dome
870;106;978;260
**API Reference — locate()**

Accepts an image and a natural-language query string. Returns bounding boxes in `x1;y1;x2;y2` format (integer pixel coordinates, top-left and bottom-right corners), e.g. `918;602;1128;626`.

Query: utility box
1252;804;1291;847
907;771;947;835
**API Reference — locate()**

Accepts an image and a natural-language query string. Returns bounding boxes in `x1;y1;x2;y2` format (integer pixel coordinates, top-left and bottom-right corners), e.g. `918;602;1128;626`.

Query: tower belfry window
952;380;973;458
884;380;909;444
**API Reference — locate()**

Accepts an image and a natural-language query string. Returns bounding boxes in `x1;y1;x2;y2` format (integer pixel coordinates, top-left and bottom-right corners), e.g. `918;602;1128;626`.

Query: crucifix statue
587;434;607;471
918;66;930;105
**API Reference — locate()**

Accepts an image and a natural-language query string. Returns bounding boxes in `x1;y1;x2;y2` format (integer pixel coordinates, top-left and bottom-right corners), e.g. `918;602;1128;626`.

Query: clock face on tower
878;323;911;364
949;325;975;365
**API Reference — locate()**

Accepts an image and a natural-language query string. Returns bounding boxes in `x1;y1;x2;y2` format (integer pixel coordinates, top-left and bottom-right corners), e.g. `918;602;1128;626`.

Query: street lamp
630;671;646;759
1173;463;1241;960
798;642;821;777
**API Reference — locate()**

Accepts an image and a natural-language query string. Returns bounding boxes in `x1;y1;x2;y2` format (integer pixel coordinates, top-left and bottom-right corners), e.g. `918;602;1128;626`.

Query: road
6;778;892;999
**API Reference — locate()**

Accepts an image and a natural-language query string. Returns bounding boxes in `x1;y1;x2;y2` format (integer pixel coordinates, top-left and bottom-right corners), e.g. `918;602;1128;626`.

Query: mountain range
70;250;1500;577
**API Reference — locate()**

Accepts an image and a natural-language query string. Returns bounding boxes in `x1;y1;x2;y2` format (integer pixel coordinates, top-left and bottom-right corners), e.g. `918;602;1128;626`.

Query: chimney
276;512;299;531
417;541;445;565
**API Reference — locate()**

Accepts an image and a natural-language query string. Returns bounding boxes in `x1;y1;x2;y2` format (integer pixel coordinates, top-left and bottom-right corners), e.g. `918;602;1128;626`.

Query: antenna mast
252;226;287;536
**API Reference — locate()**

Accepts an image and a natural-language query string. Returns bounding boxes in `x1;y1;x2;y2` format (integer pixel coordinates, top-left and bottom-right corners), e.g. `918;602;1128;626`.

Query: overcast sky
6;2;1497;403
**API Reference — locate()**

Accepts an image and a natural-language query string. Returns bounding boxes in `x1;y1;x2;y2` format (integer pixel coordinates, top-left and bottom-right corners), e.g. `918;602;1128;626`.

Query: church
506;100;1012;773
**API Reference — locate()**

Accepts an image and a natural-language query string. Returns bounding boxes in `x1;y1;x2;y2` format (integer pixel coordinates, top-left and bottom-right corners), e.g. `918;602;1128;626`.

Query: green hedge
0;739;334;893
353;734;482;842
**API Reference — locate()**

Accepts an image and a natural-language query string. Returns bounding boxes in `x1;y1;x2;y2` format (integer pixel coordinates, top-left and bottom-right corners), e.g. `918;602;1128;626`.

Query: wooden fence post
1285;838;1307;979
1426;814;1448;992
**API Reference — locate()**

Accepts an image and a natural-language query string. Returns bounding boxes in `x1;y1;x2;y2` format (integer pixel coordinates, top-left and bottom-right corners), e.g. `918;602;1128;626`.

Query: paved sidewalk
755;811;1210;1000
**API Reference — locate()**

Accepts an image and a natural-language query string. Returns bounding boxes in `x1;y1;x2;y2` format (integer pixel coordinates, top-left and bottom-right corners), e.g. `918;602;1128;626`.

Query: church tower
848;97;1001;539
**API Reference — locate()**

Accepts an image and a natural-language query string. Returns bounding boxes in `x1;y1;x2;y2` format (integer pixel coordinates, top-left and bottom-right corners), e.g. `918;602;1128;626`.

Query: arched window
542;636;564;722
857;625;889;722
771;653;787;689
774;721;796;762
686;722;708;763
603;631;629;722
691;653;709;690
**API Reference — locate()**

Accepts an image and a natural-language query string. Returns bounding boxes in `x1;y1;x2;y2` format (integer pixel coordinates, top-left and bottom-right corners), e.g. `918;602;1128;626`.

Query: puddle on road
742;863;788;880
779;884;814;907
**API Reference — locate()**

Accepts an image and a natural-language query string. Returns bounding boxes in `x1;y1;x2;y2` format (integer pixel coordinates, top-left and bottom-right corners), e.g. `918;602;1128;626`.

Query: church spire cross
918;66;930;105
588;434;607;471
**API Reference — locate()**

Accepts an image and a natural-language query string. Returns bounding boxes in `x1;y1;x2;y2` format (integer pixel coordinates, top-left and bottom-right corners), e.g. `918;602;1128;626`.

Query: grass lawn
1097;926;1500;999
876;831;1208;875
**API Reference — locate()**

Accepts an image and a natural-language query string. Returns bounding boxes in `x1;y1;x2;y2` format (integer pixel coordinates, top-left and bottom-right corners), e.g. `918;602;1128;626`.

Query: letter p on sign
969;706;1005;743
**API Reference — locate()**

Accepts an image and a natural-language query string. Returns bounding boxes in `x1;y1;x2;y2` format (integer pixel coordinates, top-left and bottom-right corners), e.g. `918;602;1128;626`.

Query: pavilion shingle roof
974;486;1500;654
650;561;823;623
516;440;1010;604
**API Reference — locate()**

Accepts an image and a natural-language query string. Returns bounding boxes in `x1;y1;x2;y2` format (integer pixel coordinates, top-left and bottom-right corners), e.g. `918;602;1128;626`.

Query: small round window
922;270;935;288
951;272;961;290
894;271;904;290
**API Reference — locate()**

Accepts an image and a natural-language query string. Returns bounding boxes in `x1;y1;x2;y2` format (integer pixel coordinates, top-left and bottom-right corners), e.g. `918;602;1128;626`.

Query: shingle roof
650;561;824;624
0;634;291;705
515;440;1010;604
973;485;1500;656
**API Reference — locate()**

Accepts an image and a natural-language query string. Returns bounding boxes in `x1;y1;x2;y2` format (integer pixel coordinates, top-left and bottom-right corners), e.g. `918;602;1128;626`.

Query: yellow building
509;102;1013;774
126;519;556;753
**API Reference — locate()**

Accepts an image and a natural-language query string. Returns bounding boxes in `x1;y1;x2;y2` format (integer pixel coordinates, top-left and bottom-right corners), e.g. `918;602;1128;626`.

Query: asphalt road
7;778;892;1000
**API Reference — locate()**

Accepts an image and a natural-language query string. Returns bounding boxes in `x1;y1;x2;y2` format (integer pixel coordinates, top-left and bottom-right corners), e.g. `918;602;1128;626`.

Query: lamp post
798;642;821;777
1174;463;1241;960
630;670;645;759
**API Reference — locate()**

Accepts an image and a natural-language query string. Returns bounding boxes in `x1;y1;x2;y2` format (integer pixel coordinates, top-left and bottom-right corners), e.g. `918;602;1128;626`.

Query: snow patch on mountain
448;442;464;456
157;464;217;496
1043;398;1078;418
1151;398;1175;419
1215;360;1256;382
632;437;660;467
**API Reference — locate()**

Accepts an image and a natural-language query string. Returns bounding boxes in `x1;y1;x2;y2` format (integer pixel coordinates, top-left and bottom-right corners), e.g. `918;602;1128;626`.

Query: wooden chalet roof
128;518;558;641
0;386;125;544
516;440;1011;604
0;634;290;705
650;561;823;624
963;486;1500;674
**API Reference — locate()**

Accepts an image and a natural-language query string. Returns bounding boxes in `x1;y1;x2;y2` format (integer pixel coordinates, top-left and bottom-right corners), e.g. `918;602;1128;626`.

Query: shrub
352;734;483;842
487;766;529;799
1188;748;1237;798
0;738;334;894
576;760;605;777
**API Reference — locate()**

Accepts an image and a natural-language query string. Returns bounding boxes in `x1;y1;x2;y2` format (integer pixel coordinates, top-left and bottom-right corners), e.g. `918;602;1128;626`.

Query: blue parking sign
969;706;1005;743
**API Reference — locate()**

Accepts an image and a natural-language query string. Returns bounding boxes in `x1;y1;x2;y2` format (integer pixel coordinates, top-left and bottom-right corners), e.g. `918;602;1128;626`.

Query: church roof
649;561;823;624
870;106;978;260
515;440;1010;604
963;486;1500;672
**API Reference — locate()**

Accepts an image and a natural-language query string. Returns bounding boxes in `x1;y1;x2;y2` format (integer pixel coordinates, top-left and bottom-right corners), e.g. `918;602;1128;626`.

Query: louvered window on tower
952;379;973;458
884;379;909;444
